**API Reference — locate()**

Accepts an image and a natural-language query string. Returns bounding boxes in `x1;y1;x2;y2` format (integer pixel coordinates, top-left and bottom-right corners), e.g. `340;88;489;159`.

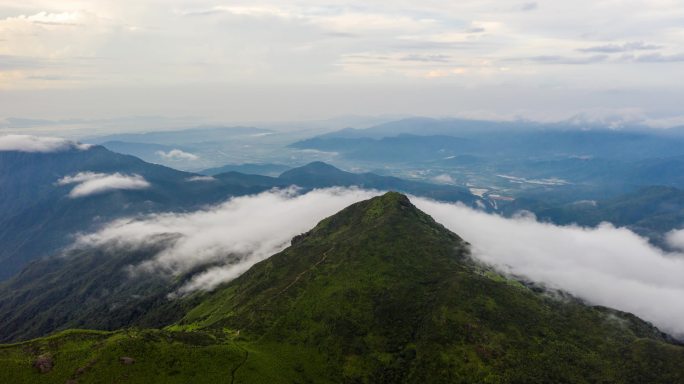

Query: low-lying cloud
156;149;199;161
57;172;151;198
186;175;216;182
665;229;684;252
0;134;91;152
414;198;684;337
72;188;377;295
69;188;684;336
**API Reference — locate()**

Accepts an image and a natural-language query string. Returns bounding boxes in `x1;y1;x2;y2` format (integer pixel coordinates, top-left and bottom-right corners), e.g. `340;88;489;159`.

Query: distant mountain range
200;162;292;177
0;146;484;281
306;117;684;139
2;193;683;383
501;185;684;246
90;126;274;145
292;119;684;162
0;145;256;280
289;118;684;204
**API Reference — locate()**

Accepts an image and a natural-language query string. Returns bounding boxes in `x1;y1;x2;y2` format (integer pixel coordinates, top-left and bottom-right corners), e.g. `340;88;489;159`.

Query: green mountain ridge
2;192;684;383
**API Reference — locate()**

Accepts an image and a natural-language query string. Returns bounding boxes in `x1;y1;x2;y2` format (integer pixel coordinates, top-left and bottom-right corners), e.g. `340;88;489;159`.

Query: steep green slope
180;192;684;383
0;241;201;343
2;192;684;383
0;161;485;344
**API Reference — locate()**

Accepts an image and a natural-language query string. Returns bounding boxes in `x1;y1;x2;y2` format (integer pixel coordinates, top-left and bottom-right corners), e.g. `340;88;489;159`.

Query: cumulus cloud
0;134;91;152
57;172;150;197
72;187;377;294
633;53;684;63
578;41;661;53
156;149;199;161
520;2;538;12
68;188;684;336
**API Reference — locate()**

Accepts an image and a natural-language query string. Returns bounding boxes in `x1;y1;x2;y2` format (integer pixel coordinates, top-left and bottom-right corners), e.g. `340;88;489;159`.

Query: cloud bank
156;149;199;161
0;134;91;152
72;188;377;294
57;172;151;198
70;188;684;336
665;229;684;252
414;198;684;337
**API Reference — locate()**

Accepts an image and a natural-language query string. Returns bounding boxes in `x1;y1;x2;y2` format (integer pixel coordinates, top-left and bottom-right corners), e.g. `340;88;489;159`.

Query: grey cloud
323;31;359;38
399;54;451;63
466;27;486;33
392;41;482;51
521;2;539;11
521;54;609;65
0;55;48;70
633;53;684;63
179;9;225;17
578;42;662;53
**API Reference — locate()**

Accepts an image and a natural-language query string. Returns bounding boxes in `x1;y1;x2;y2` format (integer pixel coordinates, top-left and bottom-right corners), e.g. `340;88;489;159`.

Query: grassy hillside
2;192;684;383
0;329;332;384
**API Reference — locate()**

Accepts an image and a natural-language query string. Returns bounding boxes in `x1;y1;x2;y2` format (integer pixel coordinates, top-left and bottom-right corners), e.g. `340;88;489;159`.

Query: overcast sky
1;0;683;125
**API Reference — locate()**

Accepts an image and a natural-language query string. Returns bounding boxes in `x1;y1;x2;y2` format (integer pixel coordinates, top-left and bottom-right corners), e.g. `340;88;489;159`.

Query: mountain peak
176;193;684;382
307;191;452;241
279;161;342;178
374;190;411;205
352;191;414;221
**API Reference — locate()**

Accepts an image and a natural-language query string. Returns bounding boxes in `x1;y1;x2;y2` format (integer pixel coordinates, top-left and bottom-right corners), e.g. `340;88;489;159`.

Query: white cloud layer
414;198;684;337
186;175;216;182
665;229;684;252
57;171;150;197
156;149;199;161
0;134;91;152
72;187;377;294
69;188;684;335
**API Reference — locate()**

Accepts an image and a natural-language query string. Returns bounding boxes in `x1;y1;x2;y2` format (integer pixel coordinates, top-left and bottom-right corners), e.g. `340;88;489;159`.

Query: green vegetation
2;192;684;383
0;328;331;384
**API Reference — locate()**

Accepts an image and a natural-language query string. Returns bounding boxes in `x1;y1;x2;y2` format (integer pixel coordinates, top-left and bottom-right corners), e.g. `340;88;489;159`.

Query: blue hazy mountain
309;116;684;141
290;118;684;200
0;146;277;280
293;125;684;162
100;140;189;160
213;161;487;208
501;185;684;245
0;147;484;281
90;125;274;145
200;162;292;176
